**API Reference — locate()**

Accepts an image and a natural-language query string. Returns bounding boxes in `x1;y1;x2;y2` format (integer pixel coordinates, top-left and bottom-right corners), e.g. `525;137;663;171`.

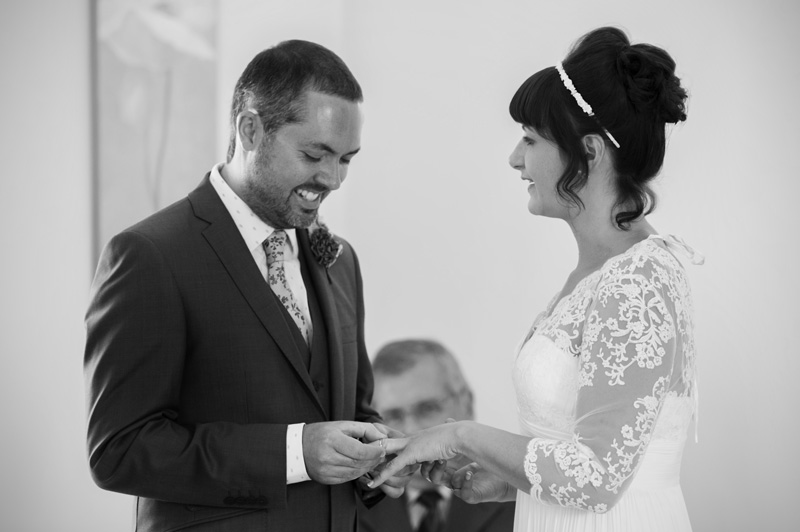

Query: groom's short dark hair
226;39;363;162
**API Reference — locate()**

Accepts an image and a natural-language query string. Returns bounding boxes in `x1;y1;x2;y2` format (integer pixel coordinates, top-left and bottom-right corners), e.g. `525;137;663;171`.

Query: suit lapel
188;176;321;410
297;229;347;421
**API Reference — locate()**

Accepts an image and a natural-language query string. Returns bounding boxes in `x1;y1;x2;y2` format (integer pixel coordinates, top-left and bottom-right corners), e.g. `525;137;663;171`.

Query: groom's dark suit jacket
85;175;381;531
357;492;515;532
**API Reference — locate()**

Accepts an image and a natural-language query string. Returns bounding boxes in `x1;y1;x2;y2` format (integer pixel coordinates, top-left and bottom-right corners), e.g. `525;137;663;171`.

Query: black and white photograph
1;1;798;530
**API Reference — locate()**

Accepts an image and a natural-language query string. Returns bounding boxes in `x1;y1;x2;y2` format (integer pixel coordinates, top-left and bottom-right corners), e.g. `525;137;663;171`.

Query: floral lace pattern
516;237;697;512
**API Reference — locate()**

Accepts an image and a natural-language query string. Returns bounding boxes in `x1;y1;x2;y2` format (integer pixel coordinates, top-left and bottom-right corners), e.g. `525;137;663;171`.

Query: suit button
313;380;323;391
256;496;267;505
234;497;246;505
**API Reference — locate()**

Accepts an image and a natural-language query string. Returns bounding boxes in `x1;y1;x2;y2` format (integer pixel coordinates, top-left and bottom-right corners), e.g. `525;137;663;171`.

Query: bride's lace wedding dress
512;235;700;531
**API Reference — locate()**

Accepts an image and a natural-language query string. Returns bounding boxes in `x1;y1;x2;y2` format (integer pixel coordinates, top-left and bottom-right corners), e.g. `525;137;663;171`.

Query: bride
368;26;701;531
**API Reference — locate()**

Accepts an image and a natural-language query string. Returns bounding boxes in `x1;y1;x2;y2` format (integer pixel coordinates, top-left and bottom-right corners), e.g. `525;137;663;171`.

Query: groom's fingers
372;422;406;439
307;448;383;483
304;422;387;484
334;434;385;463
339;420;388;443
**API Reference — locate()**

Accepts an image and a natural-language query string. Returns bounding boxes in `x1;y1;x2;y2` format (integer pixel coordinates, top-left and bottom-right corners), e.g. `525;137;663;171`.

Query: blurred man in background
358;339;515;532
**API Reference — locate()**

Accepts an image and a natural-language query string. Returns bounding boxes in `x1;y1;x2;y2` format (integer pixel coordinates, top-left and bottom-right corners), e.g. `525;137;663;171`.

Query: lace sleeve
523;252;683;512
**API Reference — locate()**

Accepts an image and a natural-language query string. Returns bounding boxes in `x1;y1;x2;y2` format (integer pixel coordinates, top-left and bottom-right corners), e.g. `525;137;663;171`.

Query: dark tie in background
415;490;443;532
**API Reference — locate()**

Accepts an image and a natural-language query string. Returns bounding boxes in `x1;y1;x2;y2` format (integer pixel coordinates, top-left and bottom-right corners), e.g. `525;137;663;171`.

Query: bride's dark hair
510;27;688;229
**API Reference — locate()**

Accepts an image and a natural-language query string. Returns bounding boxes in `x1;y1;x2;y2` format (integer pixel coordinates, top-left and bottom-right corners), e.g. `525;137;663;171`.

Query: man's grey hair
372;339;474;417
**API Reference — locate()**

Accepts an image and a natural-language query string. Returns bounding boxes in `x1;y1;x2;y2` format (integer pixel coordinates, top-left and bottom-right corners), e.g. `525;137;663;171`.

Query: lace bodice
513;236;698;513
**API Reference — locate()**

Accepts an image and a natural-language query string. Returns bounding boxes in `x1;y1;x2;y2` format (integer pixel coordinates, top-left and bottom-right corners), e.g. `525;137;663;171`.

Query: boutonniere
309;218;343;269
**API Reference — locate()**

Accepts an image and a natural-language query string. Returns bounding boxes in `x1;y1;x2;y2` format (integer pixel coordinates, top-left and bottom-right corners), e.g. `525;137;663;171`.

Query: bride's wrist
453;420;476;458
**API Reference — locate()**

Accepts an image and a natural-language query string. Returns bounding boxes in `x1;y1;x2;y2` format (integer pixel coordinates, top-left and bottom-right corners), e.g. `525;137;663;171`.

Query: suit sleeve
349;245;381;425
84;230;287;509
345;244;387;508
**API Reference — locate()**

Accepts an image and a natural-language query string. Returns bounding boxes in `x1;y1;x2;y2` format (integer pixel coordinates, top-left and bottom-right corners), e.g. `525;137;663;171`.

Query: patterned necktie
415;490;443;532
264;230;310;344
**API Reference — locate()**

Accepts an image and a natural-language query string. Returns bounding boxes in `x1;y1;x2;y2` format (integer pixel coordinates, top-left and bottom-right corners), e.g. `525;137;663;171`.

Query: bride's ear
582;134;607;172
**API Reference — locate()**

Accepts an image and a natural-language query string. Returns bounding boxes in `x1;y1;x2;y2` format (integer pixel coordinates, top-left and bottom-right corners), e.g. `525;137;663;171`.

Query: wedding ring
379;438;385;449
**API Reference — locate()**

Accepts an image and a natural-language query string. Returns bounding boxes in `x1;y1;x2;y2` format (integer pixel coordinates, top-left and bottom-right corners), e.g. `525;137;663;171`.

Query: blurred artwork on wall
92;0;218;259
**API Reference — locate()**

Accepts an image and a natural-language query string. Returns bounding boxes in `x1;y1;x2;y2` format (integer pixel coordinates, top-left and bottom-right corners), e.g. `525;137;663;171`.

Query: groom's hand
353;422;417;498
302;421;387;485
369;422;405;440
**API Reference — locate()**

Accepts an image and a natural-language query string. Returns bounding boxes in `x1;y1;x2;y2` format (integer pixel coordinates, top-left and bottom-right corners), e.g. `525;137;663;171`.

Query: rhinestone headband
555;62;620;149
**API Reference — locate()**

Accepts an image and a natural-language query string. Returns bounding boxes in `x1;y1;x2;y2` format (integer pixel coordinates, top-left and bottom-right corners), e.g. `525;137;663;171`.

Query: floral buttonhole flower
309;218;343;270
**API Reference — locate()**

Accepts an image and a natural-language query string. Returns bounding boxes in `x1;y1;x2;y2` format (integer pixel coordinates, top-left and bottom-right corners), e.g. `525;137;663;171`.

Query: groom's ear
237;110;262;152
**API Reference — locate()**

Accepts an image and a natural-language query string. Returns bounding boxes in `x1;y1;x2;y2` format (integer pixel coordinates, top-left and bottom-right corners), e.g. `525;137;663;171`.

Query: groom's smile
240;90;363;229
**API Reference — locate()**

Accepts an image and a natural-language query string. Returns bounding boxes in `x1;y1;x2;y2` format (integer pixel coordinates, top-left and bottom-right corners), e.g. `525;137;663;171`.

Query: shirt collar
209;163;299;258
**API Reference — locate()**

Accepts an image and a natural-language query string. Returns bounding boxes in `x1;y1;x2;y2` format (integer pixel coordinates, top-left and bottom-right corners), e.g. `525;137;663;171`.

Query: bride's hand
366;422;464;489
420;459;509;503
420;453;472;487
448;463;512;504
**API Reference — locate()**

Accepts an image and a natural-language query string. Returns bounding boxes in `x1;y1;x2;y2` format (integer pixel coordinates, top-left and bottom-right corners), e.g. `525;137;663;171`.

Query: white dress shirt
209;164;311;484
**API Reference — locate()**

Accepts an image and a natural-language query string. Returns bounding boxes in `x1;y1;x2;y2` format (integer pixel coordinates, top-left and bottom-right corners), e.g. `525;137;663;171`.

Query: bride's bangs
509;66;561;139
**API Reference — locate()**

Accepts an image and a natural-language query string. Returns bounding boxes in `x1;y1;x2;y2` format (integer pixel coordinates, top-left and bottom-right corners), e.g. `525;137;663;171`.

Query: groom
84;40;408;531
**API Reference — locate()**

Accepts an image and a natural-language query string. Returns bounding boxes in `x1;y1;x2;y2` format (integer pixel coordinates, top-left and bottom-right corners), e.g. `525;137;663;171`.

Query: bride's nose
509;140;525;170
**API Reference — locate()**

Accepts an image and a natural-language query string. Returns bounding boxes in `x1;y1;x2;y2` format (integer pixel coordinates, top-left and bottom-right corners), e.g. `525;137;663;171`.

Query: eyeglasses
380;390;465;427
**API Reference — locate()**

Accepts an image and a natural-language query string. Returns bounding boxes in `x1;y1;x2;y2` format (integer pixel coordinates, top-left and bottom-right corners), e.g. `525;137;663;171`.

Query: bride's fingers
366;454;411;488
420;461;436;481
450;465;474;491
452;471;477;503
451;471;468;491
380;437;408;455
427;460;448;485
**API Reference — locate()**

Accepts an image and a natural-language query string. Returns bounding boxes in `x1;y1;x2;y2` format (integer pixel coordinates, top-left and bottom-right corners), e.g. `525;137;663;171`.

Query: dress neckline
543;235;660;321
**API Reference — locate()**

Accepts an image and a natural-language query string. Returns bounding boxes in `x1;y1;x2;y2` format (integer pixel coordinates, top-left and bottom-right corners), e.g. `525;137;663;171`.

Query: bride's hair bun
616;45;687;124
509;26;689;229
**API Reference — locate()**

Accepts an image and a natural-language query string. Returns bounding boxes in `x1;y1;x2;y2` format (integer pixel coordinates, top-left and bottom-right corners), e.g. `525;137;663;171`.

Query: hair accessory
555;62;621;149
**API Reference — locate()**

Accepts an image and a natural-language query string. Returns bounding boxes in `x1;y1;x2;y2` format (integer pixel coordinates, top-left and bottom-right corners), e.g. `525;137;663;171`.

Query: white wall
1;0;797;530
344;4;800;531
0;1;131;530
